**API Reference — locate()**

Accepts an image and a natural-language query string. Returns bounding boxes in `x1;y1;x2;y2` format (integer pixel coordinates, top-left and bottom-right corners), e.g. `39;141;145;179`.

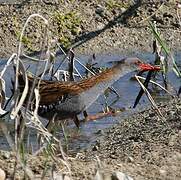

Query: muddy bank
74;98;181;179
0;98;180;179
0;1;181;57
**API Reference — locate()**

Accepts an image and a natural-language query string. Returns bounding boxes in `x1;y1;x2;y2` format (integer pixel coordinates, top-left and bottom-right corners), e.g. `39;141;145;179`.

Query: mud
0;1;181;57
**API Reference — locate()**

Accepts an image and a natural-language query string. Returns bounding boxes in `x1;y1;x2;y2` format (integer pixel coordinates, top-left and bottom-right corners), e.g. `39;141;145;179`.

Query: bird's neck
78;62;134;109
77;62;132;92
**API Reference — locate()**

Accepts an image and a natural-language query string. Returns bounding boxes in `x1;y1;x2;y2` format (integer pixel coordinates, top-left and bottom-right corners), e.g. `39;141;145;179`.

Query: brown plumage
21;63;121;105
18;57;160;125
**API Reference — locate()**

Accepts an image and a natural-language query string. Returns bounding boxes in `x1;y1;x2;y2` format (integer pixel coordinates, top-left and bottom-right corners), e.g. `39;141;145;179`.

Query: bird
18;57;160;128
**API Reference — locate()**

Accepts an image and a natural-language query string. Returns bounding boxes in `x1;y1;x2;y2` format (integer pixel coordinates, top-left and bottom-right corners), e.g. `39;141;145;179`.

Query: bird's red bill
139;63;161;71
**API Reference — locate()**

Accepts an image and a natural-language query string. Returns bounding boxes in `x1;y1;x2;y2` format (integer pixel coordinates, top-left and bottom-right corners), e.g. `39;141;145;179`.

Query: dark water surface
0;52;180;152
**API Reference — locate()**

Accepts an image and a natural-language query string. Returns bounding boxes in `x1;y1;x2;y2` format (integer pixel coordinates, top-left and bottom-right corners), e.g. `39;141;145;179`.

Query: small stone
94;170;111;180
1;151;10;159
95;5;105;16
43;0;58;4
120;8;127;13
112;171;134;180
159;169;167;175
53;172;70;180
0;168;5;180
177;2;181;8
167;110;175;116
96;22;105;30
92;145;99;151
64;175;71;180
168;135;176;146
109;154;117;159
127;156;134;163
178;130;181;136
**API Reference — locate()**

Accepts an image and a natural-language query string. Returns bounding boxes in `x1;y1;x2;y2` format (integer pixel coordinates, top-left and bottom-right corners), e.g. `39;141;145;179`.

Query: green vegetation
149;21;181;78
12;16;33;51
105;0;130;10
17;33;33;50
53;11;82;48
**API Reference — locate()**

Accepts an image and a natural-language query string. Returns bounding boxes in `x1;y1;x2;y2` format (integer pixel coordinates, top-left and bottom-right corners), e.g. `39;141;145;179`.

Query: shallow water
0;52;180;152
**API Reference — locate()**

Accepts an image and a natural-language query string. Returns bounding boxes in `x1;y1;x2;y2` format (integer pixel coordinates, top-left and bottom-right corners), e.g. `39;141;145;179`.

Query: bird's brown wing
39;81;83;105
39;68;115;105
19;75;83;105
18;67;115;105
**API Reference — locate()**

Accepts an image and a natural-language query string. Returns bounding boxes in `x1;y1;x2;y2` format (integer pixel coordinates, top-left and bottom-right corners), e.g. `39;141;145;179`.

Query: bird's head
122;57;161;72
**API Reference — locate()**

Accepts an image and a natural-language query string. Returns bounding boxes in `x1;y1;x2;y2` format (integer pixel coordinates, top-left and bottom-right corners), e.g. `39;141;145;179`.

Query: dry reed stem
136;75;175;97
135;75;163;118
0;53;17;115
57;43;95;76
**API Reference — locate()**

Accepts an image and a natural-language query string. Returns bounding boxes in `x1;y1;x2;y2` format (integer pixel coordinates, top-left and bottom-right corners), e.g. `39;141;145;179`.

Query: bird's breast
38;94;86;120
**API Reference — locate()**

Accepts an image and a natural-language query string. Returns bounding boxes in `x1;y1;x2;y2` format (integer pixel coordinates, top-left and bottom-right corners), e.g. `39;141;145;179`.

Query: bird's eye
134;60;142;65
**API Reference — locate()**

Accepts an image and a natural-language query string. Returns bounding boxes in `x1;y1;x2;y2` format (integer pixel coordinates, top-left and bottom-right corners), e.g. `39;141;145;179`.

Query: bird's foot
84;111;116;121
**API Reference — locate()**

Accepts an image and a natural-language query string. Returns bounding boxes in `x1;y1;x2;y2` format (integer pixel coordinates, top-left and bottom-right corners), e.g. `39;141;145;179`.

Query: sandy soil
74;98;181;179
0;1;181;57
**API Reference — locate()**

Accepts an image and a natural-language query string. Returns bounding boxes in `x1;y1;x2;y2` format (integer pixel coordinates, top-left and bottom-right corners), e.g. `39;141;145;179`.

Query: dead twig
135;75;163;118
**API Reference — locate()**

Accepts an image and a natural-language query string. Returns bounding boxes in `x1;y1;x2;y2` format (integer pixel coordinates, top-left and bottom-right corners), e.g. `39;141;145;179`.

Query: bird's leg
37;117;57;148
84;110;116;121
46;119;55;133
45;113;57;133
72;115;80;128
83;110;88;118
68;50;75;81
